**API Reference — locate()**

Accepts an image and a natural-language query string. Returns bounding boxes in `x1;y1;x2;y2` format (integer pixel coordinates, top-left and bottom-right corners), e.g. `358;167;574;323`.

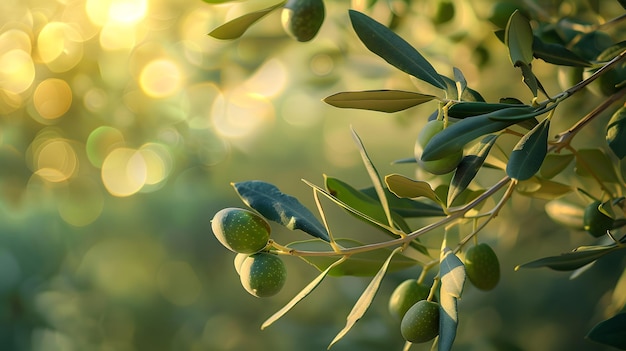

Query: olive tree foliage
207;0;626;350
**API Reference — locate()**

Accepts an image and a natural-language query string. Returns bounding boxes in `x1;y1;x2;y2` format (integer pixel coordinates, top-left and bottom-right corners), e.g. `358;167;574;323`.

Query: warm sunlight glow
33;79;73;121
101;148;146;197
139;59;183;98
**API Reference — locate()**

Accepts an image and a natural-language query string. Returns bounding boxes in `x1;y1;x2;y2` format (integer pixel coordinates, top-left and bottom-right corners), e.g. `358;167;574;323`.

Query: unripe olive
583;200;614;238
400;300;440;343
211;208;270;254
281;0;325;42
415;120;463;174
464;243;500;291
388;279;431;320
239;252;287;298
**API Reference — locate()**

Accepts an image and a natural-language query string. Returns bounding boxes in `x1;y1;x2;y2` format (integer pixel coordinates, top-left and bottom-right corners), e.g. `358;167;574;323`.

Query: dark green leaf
619;0;626;10
519;62;538;97
516;244;624;271
421;109;531;161
348;10;446;89
323;90;436;113
447;102;530;119
507;118;551;181
453;67;467;99
486;105;545;122
575;149;620;183
439;248;465;351
208;2;285;39
448;134;498;205
329;247;402;348
505;10;534;66
607;106;626;159
532;36;591;67
540;154;574;179
233;180;329;241
360;186;445;217
287;239;417;277
587;313;626;349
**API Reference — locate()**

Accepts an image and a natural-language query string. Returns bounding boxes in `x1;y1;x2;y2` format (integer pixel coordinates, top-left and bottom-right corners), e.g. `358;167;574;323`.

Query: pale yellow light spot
0;29;32;54
243;58;287;98
211;90;274;139
0;49;35;94
139;59;183;98
37;22;84;72
35;139;78;183
99;22;137;51
138;143;172;188
86;0;147;26
101;147;146;197
33;78;72;120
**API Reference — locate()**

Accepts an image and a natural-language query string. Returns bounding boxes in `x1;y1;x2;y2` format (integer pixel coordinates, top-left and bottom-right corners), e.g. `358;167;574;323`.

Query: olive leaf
532;36;590;67
505;10;534;66
507;117;550;181
447;102;527;119
360;186;445;217
261;256;347;330
516;177;572;200
439;247;466;351
448;134;498;206
208;2;286;39
586;313;626;349
540;154;574;179
515;244;626;271
328;247;403;348
323;90;436;113
232;180;330;241
385;173;444;206
575;149;621;183
348;10;446;90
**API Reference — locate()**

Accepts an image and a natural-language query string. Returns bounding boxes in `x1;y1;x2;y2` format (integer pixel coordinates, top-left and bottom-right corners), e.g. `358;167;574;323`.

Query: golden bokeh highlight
138;142;172;192
86;126;126;168
211;90;275;139
0;49;35;95
37;22;84;72
33;139;78;183
57;177;104;226
101;147;147;197
86;0;148;26
139;59;183;98
100;22;139;51
33;78;73;120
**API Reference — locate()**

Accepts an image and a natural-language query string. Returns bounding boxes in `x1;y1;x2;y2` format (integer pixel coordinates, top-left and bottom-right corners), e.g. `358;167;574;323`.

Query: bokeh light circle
101;148;147;197
37;21;84;72
33;78;73;120
139;59;183;98
34;139;78;183
0;49;35;94
86;126;126;168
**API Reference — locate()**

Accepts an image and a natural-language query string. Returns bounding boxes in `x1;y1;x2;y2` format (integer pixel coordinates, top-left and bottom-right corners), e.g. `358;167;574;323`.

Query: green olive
400;300;440;343
211;208;270;254
583;200;614;238
388;279;431;320
464;243;500;291
281;0;325;42
415;120;463;175
239;252;287;298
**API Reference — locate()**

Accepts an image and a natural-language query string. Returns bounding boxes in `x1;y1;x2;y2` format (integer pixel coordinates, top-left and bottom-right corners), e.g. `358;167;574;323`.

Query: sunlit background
0;0;624;350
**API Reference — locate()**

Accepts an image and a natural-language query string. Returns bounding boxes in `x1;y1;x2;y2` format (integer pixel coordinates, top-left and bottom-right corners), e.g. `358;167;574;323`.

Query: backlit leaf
575;149;620;183
208;2;285;39
233;180;330;241
545;200;584;230
507;118;550;181
439;248;465;351
540;154;574;179
329;247;402;348
607;106;626;159
516;244;624;271
323;90;436;113
349;10;446;89
505;10;534;66
385;174;443;205
360;186;445;217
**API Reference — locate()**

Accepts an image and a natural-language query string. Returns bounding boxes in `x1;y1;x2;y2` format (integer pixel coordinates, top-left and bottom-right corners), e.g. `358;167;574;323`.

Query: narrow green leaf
262;256;347;330
540;154;574;179
439;248;465;351
233;180;330;241
505;10;534;66
507;118;550;181
607;106;626;159
351;128;394;229
575;149;620;183
448;134;498;205
486;105;544;122
360;186;446;217
323;90;436;113
587;313;626;349
516;244;624;271
287;239;418;277
329;246;403;348
348;10;446;89
519;62;538;97
325;176;411;233
447;102;528;119
385;174;443;205
453;67;467;100
208;2;285;39
532;36;591;67
421;112;520;161
516;177;572;200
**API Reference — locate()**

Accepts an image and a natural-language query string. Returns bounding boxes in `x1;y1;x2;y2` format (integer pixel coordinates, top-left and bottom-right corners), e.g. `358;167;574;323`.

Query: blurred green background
0;0;625;350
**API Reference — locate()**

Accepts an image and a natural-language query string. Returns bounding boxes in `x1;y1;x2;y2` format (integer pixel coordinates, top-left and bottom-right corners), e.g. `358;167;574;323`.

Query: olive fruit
400;300;440;343
281;0;325;42
239;252;287;298
388;279;430;320
415;120;463;175
583;43;626;97
583;200;614;238
464;243;500;291
211;208;270;254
